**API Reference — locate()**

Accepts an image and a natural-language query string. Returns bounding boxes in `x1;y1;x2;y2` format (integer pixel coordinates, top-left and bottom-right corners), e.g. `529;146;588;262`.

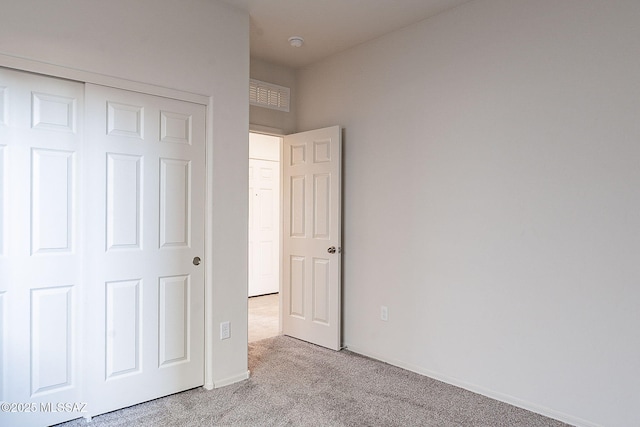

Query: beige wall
250;57;297;134
296;1;640;426
0;0;250;387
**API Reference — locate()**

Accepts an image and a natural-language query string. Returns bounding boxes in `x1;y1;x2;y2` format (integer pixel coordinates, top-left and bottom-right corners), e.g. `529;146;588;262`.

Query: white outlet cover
380;306;388;321
220;321;231;339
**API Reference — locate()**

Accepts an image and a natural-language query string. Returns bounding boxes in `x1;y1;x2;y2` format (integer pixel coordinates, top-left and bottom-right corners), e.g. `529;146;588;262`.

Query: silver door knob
193;256;201;266
327;246;336;254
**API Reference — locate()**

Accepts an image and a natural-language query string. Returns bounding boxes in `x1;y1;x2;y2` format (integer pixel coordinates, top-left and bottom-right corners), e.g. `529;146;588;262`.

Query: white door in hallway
248;157;280;297
83;84;206;417
0;67;84;427
282;126;342;351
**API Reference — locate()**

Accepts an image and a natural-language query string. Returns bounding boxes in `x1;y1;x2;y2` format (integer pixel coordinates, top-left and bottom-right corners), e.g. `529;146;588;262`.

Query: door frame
0;53;217;390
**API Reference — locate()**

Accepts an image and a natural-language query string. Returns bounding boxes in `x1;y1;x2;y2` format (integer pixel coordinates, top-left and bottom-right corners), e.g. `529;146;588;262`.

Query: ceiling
222;0;474;69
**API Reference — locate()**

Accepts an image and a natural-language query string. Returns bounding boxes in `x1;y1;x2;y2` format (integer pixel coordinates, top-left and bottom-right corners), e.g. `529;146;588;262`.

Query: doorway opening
248;132;282;342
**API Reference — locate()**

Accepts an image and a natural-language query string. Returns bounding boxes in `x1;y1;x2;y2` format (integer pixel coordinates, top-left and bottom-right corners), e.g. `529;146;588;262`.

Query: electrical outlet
220;321;231;340
380;306;388;321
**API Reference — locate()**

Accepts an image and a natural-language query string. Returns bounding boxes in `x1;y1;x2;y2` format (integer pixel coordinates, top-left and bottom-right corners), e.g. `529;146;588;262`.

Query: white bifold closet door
0;68;205;426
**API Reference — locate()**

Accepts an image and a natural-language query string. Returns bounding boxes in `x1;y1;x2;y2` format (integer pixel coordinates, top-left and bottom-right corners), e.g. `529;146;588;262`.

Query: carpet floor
56;336;570;426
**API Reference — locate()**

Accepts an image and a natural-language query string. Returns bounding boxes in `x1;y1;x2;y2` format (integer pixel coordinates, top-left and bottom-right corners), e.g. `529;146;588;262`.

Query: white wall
0;0;250;387
250;58;296;134
297;1;640;426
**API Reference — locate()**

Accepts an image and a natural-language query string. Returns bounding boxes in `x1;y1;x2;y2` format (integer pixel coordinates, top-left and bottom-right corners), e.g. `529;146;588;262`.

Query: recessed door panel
290;256;305;318
107;102;143;139
160;111;191;145
159;158;190;248
259;187;273;229
312;258;330;325
31;286;73;395
31;149;74;254
313;139;331;163
107;153;142;250
260;167;273;180
106;279;141;379
159;275;189;366
290;176;305;237
32;92;76;133
290;144;305;166
313;173;330;239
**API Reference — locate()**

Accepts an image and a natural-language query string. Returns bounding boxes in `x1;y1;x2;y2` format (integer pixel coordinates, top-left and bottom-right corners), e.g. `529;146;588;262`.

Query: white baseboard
344;344;601;427
213;370;250;388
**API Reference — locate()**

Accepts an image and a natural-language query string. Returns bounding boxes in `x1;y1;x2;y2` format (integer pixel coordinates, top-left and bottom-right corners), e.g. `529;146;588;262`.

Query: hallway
248;293;279;342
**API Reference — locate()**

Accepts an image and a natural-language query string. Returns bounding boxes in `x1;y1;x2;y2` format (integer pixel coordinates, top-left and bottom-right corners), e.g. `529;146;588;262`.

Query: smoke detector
288;36;304;48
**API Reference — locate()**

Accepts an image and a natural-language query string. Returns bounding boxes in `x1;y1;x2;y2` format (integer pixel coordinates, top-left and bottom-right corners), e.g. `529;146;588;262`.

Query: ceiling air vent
250;79;290;112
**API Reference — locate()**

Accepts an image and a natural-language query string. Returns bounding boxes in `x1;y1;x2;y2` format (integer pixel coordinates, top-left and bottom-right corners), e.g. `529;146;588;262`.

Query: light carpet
56;336;570;426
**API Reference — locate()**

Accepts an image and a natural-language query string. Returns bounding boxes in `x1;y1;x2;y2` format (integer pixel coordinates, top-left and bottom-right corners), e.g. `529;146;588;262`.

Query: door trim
249;123;284;136
0;53;208;104
0;54;216;391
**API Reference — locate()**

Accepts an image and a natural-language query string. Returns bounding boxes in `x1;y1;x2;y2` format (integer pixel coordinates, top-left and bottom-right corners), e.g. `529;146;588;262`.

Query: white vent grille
250;79;290;112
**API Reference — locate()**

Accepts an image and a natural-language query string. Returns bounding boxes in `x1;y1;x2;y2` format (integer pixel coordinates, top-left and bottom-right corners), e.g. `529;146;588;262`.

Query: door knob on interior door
193;256;201;266
327;246;336;254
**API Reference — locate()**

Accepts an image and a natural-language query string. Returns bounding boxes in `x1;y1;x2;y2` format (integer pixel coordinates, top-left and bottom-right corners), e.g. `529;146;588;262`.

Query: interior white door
248;158;280;297
282;126;342;350
0;67;84;427
83;84;205;417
